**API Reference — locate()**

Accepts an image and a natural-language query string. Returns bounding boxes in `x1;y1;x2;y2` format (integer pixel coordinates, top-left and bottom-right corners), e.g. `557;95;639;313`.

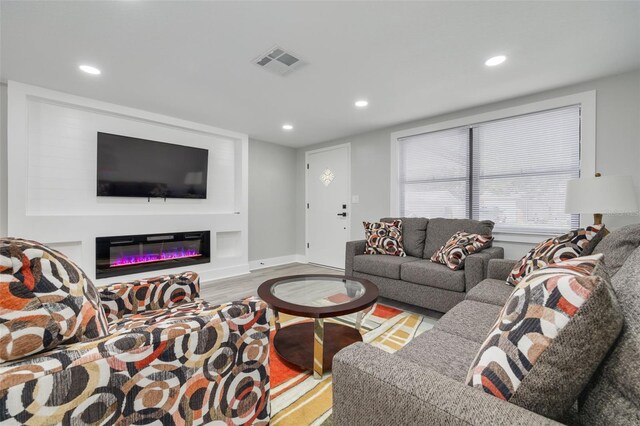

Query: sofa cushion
0;238;109;363
593;223;640;276
397;328;481;382
506;224;604;286
430;231;494;270
434;300;502;344
353;255;419;280
578;243;640;424
466;255;623;421
381;217;428;258
401;260;466;292
466;278;514;306
423;218;494;259
363;220;406;256
0;297;267;399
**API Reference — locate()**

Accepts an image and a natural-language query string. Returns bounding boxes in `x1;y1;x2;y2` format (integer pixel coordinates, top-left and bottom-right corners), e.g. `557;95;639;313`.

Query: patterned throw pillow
363;220;406;256
506;224;604;286
100;271;201;322
467;254;623;420
430;231;494;270
0;238;109;362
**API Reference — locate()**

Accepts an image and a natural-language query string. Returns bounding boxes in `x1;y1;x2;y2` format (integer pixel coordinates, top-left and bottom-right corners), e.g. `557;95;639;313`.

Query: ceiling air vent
253;46;304;76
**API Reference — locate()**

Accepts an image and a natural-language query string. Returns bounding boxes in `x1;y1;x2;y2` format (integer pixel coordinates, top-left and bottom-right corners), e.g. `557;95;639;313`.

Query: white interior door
306;145;350;269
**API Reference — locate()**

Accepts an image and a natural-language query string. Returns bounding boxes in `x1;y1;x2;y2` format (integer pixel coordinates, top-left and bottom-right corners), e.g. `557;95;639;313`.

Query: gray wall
0;84;7;237
248;138;297;261
295;70;640;258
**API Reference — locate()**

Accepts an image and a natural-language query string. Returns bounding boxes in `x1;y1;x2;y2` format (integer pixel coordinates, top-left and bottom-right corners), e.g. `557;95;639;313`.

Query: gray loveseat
346;217;504;313
334;224;640;425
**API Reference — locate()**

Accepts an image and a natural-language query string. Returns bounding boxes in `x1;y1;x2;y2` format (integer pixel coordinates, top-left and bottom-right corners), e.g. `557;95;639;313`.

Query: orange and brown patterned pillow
466;254;623;420
506;224;604;286
430;231;493;270
99;271;200;322
0;238;109;362
363;220;406;256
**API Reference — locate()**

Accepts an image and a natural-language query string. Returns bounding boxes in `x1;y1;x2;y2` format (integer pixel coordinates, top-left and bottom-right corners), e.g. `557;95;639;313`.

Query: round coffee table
257;274;378;379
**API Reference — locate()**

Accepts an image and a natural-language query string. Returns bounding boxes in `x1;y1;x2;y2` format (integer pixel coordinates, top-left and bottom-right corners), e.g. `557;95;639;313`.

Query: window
399;127;470;219
398;106;581;234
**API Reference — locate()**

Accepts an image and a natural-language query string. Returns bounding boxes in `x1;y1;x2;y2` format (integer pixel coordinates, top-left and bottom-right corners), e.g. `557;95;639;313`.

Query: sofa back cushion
380;217;428;258
593;223;640;276
0;238;109;362
466;255;623;421
578;237;640;424
423;218;494;259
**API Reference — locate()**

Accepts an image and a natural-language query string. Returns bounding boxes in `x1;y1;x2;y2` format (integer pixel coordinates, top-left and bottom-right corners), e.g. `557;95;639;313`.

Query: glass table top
270;276;366;307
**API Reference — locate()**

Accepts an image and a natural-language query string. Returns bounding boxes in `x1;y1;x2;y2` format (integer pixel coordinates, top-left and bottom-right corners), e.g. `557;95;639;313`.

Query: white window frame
390;91;596;244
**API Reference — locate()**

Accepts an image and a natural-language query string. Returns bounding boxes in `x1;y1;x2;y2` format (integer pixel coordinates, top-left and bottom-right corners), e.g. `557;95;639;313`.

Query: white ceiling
2;1;639;147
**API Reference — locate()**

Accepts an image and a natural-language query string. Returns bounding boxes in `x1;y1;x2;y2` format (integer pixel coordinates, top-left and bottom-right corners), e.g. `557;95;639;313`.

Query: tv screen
97;132;208;199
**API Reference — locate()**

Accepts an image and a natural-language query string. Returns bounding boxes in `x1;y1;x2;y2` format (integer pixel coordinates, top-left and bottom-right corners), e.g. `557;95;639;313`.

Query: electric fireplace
96;231;210;278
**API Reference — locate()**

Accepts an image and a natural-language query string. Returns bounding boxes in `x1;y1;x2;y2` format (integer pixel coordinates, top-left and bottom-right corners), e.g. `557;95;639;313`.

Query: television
97;132;208;199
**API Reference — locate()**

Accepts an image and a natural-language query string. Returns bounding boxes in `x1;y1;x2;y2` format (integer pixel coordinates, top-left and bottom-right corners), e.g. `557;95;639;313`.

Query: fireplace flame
111;248;201;267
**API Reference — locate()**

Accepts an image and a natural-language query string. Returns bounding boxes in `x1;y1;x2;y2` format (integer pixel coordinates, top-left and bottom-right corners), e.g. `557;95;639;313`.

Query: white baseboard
198;264;251;282
96;263;251;287
249;254;307;271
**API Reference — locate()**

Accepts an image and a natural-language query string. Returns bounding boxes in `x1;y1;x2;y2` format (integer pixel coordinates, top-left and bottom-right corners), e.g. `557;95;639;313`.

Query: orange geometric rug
269;303;435;425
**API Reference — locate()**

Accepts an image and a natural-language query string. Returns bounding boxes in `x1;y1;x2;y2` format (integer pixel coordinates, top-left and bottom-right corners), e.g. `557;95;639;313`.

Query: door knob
337;212;347;217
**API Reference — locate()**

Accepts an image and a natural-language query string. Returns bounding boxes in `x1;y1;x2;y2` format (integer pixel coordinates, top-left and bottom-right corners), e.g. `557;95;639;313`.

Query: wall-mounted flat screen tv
97;132;208;199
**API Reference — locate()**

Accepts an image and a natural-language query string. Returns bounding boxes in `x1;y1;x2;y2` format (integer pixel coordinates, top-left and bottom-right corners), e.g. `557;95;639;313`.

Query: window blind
471;106;581;234
397;105;581;234
398;127;470;218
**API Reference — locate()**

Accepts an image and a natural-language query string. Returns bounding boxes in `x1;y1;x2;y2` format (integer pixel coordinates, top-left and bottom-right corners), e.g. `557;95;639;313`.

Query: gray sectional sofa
334;224;640;425
345;217;504;313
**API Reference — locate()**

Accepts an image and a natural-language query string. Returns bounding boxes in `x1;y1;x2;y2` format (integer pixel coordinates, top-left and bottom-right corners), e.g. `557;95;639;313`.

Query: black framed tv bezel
96;131;209;200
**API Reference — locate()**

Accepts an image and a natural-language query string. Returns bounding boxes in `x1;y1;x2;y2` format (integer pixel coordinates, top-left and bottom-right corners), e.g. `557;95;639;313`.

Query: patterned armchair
0;238;270;425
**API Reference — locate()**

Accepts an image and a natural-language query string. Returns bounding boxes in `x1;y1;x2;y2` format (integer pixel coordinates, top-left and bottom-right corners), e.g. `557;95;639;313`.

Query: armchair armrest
98;271;200;321
333;343;560;426
345;240;367;275
487;259;519;281
464;246;504;291
0;298;270;425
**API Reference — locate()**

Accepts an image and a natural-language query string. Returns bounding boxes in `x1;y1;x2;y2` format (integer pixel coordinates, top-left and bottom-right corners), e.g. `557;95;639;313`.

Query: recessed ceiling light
355;100;369;108
79;64;101;75
282;124;293;130
485;55;506;67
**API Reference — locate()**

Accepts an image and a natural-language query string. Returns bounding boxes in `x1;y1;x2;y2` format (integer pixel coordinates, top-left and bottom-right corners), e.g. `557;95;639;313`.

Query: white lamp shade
565;175;638;214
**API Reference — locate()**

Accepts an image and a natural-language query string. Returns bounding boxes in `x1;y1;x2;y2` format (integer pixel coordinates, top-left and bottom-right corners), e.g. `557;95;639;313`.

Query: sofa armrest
0;298;270;424
333;343;560;426
345;240;366;275
487;259;519;281
464;246;504;292
98;271;200;322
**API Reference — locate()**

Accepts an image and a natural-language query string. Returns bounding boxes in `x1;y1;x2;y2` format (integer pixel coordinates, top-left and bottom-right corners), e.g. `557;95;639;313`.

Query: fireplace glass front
96;231;211;278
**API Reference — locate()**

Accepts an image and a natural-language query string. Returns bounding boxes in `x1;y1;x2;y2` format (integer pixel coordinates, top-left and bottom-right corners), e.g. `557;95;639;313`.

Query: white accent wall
6;81;249;285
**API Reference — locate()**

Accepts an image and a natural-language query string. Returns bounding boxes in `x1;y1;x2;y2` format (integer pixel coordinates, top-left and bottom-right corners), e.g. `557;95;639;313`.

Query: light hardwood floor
199;262;442;320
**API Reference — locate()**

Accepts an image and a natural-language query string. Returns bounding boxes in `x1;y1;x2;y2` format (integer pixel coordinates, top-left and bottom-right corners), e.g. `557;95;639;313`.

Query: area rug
269;303;436;425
